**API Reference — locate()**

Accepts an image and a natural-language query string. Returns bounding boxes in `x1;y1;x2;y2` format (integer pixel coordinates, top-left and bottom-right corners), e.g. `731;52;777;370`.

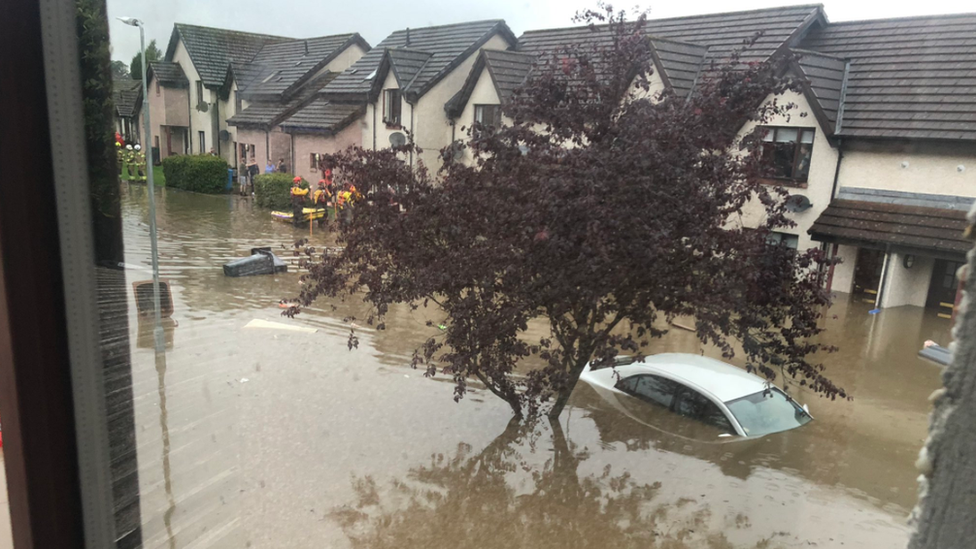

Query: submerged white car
579;353;812;438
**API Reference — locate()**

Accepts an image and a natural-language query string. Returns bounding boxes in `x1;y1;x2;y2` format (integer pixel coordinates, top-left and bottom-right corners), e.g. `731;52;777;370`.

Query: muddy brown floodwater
118;185;947;549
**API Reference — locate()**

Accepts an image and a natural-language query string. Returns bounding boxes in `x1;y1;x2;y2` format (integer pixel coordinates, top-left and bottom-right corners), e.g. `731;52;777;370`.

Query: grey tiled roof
112;78;142;118
168;23;291;87
227;71;339;128
800;13;976;141
323;20;517;101
649;38;710;99
242;34;368;98
445;49;535;117
790;49;848;134
518;5;824;64
387;48;433;90
809;198;971;254
148;61;188;87
278;98;364;133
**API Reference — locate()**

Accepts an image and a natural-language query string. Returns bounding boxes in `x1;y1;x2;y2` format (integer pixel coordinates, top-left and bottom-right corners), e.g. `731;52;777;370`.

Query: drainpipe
830;138;844;200
265;129;270;164
372;101;377;150
187;86;193;154
291;133;295;175
875;247;891;310
409;100;414;168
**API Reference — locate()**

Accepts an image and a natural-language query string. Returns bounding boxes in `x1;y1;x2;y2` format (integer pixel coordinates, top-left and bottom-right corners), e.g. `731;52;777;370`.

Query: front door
927;259;965;317
165;126;173;157
853;248;885;302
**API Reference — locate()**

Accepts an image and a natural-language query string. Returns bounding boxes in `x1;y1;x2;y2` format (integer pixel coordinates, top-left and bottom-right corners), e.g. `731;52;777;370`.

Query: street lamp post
118;16;164;358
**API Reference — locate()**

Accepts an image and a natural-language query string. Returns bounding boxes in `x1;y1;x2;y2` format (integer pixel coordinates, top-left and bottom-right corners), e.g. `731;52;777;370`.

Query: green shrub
161;155;229;194
254;173;307;210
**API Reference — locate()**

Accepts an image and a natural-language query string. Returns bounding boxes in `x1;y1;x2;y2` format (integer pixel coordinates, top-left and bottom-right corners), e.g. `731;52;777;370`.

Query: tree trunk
908;235;976;549
547;357;590;419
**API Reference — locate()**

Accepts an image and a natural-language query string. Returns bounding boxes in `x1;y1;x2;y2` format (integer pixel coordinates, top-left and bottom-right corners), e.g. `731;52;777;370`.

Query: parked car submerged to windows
580;353;812;438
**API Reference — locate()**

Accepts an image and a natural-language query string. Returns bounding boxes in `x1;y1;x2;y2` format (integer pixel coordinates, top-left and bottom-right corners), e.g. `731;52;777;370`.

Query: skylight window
261;70;280;83
363;69;377;82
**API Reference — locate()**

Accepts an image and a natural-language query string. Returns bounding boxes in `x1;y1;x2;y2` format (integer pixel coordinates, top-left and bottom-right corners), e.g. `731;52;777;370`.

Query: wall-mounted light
901;161;910;169
959;165;966;173
903;254;916;269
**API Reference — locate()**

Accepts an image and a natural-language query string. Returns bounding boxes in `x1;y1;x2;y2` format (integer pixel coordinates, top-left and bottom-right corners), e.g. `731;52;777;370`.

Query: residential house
112;78;142;145
299;19;517;174
445;5;976;313
226;33;370;170
143;61;190;157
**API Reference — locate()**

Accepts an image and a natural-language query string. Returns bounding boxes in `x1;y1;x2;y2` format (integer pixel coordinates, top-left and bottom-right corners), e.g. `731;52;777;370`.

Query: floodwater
118;184;949;548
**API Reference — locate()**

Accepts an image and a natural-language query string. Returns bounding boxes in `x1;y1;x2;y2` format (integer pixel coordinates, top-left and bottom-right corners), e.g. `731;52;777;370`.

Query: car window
725;387;812;437
615;374;680;408
673;389;735;433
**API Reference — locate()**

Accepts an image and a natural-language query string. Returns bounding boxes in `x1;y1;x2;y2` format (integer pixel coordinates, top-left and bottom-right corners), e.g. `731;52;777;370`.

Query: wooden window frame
759;126;815;188
474;104;502;128
383;88;401;129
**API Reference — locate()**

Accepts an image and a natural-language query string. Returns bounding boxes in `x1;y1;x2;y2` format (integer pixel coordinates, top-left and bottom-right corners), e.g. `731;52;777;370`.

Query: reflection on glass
725;388;812;437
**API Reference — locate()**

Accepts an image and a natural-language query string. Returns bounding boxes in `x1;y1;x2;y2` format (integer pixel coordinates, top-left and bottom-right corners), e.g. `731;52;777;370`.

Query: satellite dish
219;129;231;141
785;194;812;213
389;132;407;147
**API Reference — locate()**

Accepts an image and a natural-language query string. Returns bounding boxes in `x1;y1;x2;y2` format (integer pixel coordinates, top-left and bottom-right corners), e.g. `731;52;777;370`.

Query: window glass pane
632;375;678;408
795;142;813;180
760;127;774;142
771;141;796;177
800;129;815;144
674;390;735;432
726;388;812;437
774;127;798;143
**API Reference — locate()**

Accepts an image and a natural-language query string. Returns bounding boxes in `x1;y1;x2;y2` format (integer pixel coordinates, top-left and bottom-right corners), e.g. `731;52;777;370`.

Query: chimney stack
405;28;410;47
304;40;309;55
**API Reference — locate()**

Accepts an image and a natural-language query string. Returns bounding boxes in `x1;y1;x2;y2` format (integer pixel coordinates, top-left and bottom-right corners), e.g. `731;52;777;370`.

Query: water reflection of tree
331;419;776;549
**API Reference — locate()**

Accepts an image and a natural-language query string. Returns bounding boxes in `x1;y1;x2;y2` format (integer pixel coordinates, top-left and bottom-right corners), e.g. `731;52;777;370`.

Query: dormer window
474;104;502;129
383;89;401;128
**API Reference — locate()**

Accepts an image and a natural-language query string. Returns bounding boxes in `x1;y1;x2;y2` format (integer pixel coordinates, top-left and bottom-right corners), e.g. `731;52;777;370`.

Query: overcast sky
107;0;972;63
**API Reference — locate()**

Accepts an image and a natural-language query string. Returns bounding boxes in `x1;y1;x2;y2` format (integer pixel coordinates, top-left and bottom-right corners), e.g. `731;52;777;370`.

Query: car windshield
725;387;812;437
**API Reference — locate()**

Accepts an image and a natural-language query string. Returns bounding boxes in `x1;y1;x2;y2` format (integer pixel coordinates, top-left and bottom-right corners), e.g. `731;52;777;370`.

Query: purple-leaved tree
286;5;845;419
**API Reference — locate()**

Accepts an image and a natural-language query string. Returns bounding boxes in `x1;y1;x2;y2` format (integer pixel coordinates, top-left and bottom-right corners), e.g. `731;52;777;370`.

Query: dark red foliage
286;5;844;418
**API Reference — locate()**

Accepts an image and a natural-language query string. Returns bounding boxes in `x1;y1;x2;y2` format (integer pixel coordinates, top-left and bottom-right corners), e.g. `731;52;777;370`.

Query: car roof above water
619;353;768;403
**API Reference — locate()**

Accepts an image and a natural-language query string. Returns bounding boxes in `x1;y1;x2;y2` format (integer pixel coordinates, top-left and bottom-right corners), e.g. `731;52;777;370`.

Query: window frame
198;130;206;153
195;80;205;107
474;104;502;129
759;126;815;186
383;88;401;128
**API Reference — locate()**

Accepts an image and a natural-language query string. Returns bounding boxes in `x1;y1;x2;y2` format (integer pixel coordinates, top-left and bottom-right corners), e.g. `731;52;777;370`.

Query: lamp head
117;17;142;27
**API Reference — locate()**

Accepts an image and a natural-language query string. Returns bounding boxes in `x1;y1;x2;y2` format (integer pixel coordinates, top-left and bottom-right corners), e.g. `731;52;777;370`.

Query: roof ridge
520;4;823;35
388;19;507;33
174;22;291;41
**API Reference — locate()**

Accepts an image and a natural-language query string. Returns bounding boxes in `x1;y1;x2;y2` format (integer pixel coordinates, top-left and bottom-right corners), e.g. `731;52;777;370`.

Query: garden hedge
254;173;307;210
161;155;229;194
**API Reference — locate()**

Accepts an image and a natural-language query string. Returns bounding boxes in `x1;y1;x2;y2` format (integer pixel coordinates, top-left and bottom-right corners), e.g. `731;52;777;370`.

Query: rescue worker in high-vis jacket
290;176;310;227
312;180;331;227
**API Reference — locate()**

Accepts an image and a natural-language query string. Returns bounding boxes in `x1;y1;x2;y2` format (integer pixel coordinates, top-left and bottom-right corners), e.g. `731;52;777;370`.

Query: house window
383;89;401;127
196;81;205;106
248;144;255;158
234;91;242;114
310;153;325;171
760;127;814;182
474;104;502;129
154;135;160;150
198;131;206;153
766;232;799;249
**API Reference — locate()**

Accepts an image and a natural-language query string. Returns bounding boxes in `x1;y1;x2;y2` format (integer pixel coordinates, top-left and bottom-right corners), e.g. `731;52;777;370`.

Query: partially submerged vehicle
580;353;812;439
223;247;288;277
